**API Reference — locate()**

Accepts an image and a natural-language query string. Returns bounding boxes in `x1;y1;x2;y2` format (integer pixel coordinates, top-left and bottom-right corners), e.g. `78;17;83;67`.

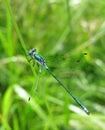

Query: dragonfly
28;48;90;115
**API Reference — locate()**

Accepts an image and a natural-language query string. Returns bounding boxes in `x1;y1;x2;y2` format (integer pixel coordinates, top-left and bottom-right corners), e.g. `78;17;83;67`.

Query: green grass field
0;0;105;130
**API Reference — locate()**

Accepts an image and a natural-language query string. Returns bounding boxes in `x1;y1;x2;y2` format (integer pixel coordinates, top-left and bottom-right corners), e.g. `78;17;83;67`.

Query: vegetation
0;0;105;130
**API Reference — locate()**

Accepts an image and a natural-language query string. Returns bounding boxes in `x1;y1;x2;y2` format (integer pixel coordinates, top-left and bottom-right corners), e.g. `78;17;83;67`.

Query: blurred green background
0;0;105;130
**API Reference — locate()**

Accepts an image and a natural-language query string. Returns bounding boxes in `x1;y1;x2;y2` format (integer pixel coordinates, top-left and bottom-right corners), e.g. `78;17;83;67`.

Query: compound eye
32;48;36;53
28;48;36;56
28;51;32;56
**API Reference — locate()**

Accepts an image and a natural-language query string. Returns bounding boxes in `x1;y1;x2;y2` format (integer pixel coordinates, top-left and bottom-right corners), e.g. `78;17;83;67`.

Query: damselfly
28;48;90;115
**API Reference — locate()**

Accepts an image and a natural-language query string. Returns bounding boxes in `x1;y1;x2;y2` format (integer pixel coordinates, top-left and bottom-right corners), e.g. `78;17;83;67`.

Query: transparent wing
28;63;42;101
44;52;88;79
